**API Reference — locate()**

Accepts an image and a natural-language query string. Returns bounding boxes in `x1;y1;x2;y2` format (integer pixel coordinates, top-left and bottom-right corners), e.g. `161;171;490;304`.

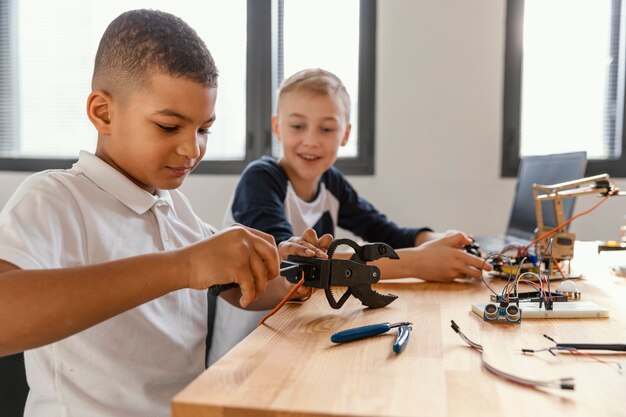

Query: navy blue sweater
224;157;429;248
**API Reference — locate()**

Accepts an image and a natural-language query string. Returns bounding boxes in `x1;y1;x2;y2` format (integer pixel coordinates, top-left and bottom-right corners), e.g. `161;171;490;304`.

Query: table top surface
172;242;626;417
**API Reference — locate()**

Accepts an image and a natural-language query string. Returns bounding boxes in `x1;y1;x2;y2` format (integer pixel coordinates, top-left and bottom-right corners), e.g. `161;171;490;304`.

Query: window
0;0;376;174
502;0;625;177
279;0;360;158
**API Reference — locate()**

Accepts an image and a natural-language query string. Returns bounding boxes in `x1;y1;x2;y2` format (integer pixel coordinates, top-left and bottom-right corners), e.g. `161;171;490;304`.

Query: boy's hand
403;232;492;282
277;228;333;301
415;229;467;246
277;228;333;260
183;225;279;307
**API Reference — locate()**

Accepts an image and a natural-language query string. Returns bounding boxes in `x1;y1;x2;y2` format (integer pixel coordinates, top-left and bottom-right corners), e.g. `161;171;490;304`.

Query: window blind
0;0;247;161
273;0;361;159
520;0;618;159
0;0;17;156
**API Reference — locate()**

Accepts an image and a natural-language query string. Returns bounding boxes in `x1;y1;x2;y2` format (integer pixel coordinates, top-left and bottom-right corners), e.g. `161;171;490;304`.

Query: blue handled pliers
330;322;412;353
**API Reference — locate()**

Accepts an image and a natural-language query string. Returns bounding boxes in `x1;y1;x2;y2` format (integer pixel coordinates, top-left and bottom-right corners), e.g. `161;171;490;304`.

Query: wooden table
173;242;626;417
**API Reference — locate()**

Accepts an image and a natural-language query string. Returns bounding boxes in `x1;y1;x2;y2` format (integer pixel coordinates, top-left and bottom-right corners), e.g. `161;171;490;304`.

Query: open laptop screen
507;152;588;241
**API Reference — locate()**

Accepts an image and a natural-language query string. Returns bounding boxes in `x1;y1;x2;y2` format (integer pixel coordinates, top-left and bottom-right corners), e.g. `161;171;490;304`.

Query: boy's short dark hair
92;9;218;97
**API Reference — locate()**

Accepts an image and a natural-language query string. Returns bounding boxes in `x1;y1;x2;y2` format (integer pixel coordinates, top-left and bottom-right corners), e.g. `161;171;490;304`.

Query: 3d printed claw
324;287;352;309
284;238;399;310
350;284;398;309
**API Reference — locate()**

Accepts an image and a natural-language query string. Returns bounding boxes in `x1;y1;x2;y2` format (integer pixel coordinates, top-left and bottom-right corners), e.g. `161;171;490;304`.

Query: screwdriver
208;261;303;296
331;322;412;353
554;343;626;351
543;334;626;352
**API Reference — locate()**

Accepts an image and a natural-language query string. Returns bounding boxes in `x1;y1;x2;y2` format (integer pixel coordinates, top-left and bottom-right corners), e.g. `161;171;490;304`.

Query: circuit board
488;271;583;281
471;301;609;319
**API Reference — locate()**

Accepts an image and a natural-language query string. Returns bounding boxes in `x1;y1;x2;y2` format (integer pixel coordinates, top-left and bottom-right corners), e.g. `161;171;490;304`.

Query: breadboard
488;272;582;281
471;301;609;319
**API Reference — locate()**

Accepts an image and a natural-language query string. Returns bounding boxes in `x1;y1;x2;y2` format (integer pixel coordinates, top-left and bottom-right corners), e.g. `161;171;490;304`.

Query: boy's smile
91;73;217;194
274;90;351;201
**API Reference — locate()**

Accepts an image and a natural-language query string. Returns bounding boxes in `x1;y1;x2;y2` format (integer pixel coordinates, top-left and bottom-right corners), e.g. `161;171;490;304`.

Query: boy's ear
271;115;281;140
86;90;113;135
340;124;352;146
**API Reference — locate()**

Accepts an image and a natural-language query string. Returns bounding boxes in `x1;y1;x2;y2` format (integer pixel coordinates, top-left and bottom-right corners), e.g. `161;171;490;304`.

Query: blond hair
276;68;351;123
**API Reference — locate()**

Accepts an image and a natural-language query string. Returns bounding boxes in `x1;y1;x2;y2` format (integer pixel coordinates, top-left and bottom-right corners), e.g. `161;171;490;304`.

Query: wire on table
450;320;575;390
258;273;305;326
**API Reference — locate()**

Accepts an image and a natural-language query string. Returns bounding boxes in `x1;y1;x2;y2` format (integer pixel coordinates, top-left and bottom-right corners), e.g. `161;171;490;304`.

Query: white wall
352;0;626;242
1;0;625;241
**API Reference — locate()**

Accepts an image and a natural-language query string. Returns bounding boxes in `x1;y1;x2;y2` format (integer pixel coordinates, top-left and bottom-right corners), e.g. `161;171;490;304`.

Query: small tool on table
522;334;626;354
331;322;412;353
207;259;304;296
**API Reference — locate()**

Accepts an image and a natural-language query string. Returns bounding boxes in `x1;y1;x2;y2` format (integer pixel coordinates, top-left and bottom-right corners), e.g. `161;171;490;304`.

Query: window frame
0;0;376;175
501;0;626;178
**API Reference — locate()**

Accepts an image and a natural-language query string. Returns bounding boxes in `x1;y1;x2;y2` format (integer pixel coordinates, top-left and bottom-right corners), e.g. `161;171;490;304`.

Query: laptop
475;151;587;253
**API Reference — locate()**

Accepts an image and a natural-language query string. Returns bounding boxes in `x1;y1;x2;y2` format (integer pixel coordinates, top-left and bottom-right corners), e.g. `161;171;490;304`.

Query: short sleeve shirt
0;151;214;417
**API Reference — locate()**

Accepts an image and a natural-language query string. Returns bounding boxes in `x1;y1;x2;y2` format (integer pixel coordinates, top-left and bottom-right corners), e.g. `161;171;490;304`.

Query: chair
0;352;29;417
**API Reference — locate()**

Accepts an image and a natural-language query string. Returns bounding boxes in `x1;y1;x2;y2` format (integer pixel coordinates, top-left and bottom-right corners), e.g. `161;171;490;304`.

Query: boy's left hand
278;228;333;260
278;228;333;301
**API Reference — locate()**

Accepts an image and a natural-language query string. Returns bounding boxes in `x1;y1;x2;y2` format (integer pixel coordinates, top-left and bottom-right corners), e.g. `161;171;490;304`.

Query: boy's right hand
183;225;279;307
401;232;491;282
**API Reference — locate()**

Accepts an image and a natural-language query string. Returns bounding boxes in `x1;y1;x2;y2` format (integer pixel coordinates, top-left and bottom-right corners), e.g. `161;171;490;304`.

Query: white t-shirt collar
71;150;173;215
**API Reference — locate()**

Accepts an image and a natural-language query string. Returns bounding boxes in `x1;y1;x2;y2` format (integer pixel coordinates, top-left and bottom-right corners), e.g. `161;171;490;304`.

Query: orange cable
523;196;610;251
518;278;542;289
258;273;305;327
551;255;568;280
506;278;544;302
559;349;622;372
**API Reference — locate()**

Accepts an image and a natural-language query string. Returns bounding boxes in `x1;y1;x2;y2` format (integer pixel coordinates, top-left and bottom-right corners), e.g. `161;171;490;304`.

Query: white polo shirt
0;151;214;417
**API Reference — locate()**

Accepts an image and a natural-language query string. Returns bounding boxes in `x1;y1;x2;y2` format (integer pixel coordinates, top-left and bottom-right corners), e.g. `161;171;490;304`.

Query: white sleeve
0;172;86;270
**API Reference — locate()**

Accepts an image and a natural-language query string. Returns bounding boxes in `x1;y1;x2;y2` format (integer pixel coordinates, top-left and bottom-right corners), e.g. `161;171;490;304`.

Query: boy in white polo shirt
0;10;326;417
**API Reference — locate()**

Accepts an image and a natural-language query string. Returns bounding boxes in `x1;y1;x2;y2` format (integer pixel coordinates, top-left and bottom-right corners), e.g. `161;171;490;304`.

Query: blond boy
224;68;490;281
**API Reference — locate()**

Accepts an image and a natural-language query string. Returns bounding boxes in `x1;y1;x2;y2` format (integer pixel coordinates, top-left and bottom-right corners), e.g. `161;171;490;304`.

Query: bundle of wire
258;273;305;326
481;237;560;307
521;195;610;253
450;320;575;390
484;195;611;285
522;335;623;374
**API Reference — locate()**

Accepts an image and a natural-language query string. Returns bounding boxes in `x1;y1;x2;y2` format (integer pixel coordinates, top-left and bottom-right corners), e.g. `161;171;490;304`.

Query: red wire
558;349;622;372
258;273;305;326
551;255;568;280
523;196;610;251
